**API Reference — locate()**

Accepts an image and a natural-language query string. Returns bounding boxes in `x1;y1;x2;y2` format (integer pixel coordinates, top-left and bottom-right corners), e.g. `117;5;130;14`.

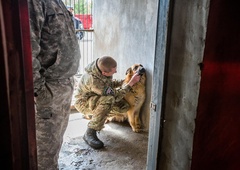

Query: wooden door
0;0;37;169
191;1;240;169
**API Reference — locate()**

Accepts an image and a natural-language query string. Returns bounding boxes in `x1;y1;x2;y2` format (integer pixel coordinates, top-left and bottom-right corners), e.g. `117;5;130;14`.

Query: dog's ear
125;68;132;75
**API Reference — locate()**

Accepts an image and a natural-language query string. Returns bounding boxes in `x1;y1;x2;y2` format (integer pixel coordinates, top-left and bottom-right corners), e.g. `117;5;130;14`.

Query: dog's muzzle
136;66;145;76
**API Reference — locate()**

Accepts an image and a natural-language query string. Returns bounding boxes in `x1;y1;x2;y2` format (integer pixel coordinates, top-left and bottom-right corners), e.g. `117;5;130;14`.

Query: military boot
83;128;104;149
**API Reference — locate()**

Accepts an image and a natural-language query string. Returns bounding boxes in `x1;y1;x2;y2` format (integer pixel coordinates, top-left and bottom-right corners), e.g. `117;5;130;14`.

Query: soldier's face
102;67;117;77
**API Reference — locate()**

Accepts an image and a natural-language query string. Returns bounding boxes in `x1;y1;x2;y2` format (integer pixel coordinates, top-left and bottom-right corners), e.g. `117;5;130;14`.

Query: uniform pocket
45;8;65;35
35;84;54;119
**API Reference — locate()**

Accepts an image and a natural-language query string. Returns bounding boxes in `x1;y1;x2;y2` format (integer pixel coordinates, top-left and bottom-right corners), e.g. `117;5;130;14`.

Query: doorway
2;0;160;169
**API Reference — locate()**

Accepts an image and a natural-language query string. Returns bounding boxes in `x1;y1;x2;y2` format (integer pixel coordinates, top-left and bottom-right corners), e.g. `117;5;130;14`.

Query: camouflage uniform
74;59;131;131
28;0;80;169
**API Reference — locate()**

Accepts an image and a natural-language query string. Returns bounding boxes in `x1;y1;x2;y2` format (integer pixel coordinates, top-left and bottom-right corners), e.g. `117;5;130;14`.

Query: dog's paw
132;127;142;133
118;116;127;122
107;115;127;123
131;123;142;133
105;117;113;124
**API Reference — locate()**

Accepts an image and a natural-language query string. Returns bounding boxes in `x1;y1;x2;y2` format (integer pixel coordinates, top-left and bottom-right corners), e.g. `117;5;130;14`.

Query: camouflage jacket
28;0;81;94
75;59;132;102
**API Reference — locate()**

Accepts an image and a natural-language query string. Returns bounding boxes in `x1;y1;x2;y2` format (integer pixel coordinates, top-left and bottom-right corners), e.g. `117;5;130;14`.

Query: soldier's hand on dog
127;73;141;87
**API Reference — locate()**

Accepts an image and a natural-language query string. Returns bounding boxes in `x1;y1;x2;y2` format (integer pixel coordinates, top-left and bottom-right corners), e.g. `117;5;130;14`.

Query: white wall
93;0;158;130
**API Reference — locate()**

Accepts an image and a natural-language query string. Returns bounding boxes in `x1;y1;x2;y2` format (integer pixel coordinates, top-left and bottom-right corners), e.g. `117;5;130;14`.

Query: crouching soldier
74;56;140;149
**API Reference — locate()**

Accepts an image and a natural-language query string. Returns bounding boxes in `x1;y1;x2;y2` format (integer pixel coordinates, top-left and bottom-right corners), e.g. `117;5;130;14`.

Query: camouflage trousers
74;95;130;131
35;78;74;170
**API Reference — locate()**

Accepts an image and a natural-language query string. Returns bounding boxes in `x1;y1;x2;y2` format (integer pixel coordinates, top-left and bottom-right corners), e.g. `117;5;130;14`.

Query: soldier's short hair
98;56;117;73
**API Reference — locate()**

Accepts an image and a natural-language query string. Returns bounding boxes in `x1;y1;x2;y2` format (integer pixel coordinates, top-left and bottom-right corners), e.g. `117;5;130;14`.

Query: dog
106;64;146;132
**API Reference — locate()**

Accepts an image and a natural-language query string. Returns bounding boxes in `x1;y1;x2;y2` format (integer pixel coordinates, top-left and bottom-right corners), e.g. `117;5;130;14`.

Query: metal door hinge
150;102;156;111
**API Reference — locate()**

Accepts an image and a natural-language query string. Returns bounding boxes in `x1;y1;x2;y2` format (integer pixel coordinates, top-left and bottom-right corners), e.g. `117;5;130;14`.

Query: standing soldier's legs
35;78;74;170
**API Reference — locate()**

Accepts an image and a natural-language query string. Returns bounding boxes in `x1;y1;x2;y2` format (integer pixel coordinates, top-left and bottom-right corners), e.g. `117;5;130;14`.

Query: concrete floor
59;111;149;170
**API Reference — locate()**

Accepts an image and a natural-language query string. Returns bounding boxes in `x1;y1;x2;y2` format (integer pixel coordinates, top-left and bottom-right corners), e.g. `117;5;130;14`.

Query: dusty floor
58;111;149;170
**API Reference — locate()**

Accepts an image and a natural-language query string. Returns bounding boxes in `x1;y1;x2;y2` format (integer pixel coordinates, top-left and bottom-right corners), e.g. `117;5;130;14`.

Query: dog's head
124;64;146;85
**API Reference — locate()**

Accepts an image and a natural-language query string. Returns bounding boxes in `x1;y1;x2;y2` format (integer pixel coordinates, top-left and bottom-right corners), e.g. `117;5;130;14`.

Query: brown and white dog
107;64;146;132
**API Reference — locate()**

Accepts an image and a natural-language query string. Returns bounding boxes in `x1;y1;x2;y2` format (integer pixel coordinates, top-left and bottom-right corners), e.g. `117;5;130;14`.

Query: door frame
146;0;173;169
1;0;173;168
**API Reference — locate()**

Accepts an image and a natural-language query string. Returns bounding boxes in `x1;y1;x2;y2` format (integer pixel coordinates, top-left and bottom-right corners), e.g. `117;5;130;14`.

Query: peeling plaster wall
159;0;210;169
93;0;158;130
